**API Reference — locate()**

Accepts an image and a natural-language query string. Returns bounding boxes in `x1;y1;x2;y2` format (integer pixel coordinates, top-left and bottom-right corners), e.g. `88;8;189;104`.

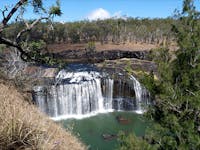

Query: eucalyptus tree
81;21;99;42
0;0;62;64
54;22;66;43
96;19;112;44
67;22;81;43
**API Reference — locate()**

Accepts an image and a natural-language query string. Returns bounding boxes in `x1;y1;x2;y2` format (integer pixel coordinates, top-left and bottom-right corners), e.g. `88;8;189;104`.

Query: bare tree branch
16;17;49;43
0;6;8;18
0;0;27;32
0;0;59;64
156;100;182;114
0;36;31;61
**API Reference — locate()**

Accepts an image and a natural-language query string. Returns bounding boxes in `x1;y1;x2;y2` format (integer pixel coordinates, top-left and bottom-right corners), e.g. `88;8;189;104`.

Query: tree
67;22;81;43
118;0;200;149
0;0;62;64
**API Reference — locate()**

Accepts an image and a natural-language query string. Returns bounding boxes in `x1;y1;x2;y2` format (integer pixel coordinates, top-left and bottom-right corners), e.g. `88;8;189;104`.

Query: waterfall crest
33;70;150;120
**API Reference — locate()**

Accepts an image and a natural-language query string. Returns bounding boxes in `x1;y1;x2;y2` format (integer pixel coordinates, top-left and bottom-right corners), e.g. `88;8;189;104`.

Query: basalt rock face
91;50;148;61
52;50;149;63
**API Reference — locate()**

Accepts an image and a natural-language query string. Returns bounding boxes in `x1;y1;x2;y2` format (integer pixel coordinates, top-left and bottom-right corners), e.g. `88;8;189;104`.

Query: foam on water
51;109;114;121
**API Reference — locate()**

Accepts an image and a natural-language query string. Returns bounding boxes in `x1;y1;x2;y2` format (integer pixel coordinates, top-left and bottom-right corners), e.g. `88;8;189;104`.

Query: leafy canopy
118;0;200;149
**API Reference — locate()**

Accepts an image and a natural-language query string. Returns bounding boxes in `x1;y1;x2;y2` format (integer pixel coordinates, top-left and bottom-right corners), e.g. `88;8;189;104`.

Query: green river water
60;111;149;150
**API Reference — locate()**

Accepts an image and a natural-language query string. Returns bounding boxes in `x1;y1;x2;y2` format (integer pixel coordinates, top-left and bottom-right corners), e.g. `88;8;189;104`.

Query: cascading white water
33;69;150;120
33;70;113;120
130;75;150;114
101;78;113;110
33;86;47;113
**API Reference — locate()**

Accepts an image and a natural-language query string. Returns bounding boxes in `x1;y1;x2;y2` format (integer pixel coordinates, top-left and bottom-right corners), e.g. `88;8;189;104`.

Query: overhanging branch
16;17;49;43
0;36;32;61
0;0;56;65
0;0;27;32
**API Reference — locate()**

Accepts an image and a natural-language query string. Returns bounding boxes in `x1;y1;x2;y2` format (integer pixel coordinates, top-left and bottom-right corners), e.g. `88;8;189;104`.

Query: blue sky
59;0;183;21
0;0;188;22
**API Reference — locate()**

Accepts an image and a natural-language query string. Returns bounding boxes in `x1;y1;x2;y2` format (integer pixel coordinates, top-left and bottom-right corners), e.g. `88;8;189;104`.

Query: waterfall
33;69;150;120
33;86;47;113
130;75;150;114
101;78;114;110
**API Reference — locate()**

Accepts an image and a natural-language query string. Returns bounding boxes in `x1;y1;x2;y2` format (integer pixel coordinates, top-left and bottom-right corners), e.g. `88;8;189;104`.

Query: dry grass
95;42;156;51
47;42;157;53
0;81;86;150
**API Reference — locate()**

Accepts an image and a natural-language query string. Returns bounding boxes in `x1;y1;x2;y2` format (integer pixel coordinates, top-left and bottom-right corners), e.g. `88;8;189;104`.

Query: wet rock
116;115;131;125
102;134;118;141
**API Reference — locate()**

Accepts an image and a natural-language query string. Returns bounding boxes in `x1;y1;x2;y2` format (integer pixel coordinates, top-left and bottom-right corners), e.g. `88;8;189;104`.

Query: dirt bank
47;42;157;53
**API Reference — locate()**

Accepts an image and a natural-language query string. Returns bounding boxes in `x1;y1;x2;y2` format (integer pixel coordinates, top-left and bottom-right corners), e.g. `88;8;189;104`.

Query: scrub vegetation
118;0;200;149
0;79;85;150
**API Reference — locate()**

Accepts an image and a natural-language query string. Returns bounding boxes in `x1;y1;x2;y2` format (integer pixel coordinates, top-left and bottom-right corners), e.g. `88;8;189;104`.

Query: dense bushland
118;0;200;149
2;18;175;46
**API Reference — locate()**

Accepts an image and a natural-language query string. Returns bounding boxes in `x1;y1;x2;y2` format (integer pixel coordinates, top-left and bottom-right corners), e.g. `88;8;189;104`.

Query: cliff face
46;42;155;63
0;79;85;150
52;49;149;63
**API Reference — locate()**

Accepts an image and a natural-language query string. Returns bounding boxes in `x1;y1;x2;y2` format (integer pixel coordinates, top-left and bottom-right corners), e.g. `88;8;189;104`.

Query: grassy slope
0;80;86;150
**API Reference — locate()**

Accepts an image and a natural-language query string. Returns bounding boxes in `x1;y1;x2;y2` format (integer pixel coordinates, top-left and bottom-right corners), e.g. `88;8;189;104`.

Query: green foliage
124;60;133;75
82;22;100;41
0;0;63;65
0;44;6;53
19;40;65;67
49;0;62;16
118;131;157;150
67;23;81;43
32;0;43;13
149;48;173;85
171;1;200;93
86;41;96;62
87;41;96;53
140;70;158;98
3;18;176;45
21;40;46;61
119;0;200;149
28;40;46;51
